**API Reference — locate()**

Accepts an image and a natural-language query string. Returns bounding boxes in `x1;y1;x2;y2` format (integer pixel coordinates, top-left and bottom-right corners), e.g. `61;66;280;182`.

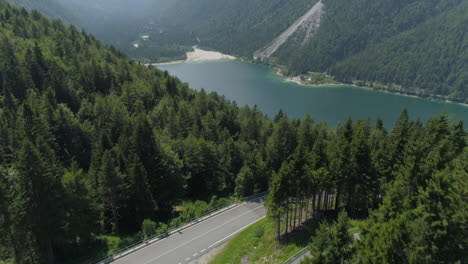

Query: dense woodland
266;111;467;263
5;0;193;62
0;2;466;264
159;0;319;57
9;0;468;101
277;0;468;102
5;0;78;24
161;0;468;102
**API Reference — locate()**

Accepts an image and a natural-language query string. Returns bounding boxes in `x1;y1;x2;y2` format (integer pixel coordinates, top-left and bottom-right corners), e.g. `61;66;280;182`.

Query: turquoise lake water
157;60;468;128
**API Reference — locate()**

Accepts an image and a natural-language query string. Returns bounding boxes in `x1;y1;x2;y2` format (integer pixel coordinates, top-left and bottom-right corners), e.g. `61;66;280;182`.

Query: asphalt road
112;198;267;264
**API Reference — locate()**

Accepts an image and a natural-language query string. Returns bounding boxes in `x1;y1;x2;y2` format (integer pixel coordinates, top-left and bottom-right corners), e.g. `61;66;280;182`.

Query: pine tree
119;155;157;232
266;163;289;239
99;150;126;234
348;120;372;218
12;140;64;264
305;211;354;264
450;120;466;156
234;165;255;197
331;119;353;211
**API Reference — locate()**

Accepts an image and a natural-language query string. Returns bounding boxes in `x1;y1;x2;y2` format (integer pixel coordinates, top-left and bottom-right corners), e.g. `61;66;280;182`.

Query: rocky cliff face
254;0;325;61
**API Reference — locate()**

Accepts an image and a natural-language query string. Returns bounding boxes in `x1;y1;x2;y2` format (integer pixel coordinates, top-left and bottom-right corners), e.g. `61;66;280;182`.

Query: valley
0;1;466;264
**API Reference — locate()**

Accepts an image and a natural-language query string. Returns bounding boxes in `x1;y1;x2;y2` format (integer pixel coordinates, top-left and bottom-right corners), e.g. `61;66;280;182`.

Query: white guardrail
92;191;268;264
281;246;310;264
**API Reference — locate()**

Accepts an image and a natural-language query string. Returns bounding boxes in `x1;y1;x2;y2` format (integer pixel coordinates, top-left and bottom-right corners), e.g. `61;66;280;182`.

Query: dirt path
254;0;324;60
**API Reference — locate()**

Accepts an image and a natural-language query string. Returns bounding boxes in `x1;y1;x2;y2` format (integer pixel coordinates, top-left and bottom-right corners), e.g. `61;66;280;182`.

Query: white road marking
143;204;265;264
185;257;190;261
208;216;266;249
201;249;206;253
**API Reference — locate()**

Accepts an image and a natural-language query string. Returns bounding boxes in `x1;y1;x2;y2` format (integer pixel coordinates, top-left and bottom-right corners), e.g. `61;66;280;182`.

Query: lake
157;60;468;128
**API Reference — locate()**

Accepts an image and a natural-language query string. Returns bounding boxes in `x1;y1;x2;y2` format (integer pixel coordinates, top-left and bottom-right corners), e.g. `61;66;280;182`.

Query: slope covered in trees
159;0;319;57
5;0;78;24
266;111;467;263
9;0;468;100
155;0;468;102
328;0;468;101
0;2;267;263
277;0;468;102
0;2;466;264
6;0;193;63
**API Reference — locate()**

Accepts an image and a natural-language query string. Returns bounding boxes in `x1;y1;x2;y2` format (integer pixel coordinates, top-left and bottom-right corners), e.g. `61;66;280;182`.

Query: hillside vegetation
277;0;467;102
11;0;467;101
157;0;468;102
5;0;78;24
329;0;468;101
5;0;192;62
0;2;466;264
161;0;319;57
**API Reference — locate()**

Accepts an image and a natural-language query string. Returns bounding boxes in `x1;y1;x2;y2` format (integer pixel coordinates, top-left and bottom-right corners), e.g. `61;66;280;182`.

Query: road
112;198;267;264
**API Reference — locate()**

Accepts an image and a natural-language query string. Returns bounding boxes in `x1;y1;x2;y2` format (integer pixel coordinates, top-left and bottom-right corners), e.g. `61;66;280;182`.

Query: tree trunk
323;190;328;210
317;190;322;211
293;197;297;230
285;199;289;234
299;199;303;224
312;191;316;218
9;230;22;264
277;214;281;240
45;237;55;264
335;189;341;210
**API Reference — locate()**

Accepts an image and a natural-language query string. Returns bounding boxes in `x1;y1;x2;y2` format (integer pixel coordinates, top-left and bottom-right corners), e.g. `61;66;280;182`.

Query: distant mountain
160;0;319;57
276;0;467;101
5;0;79;25
5;0;184;61
9;0;468;101
328;0;468;100
158;0;468;102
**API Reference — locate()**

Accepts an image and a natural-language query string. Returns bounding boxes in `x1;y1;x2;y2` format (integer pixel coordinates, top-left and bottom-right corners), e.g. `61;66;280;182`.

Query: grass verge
210;217;317;264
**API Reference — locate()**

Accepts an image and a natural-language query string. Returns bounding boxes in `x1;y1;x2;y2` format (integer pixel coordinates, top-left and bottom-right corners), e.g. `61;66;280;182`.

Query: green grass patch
302;72;339;85
210;218;316;264
99;234;142;255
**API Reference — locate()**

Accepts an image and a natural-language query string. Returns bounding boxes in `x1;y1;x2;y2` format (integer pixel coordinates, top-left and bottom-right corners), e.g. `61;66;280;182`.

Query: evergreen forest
6;0;468;101
0;2;466;264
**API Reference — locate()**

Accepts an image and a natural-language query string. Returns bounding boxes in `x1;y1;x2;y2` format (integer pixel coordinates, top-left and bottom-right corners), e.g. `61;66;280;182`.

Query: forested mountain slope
9;0;468;101
276;0;467;101
5;0;78;24
157;0;468;102
0;2;466;264
0;1;268;263
6;0;188;62
161;0;319;57
329;0;468;100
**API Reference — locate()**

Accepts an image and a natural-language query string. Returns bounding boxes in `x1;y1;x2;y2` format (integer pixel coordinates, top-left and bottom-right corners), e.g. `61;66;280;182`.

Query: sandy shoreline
151;46;236;66
186;47;236;62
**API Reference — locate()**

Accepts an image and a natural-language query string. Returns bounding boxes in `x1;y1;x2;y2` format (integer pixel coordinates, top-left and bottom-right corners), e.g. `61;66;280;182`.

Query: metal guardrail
282;246;310;264
92;191;268;264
